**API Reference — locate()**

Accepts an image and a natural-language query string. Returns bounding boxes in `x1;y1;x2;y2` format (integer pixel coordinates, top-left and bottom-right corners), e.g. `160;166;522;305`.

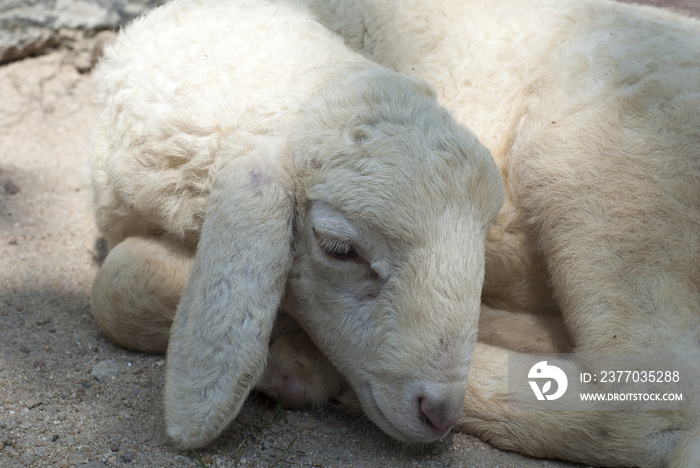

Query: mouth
361;383;452;444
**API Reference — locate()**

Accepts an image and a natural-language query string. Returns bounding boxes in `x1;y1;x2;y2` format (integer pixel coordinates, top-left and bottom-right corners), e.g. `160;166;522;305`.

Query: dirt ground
1;1;698;467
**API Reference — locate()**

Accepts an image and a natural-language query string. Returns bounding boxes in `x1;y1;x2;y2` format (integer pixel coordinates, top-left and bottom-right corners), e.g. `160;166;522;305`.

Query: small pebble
19;451;35;465
299;418;320;431
4;180;20;195
79;461;107;468
25;399;43;409
91;360;120;382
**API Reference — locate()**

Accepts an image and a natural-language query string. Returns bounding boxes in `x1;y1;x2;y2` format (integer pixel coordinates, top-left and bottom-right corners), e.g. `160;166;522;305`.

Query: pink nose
419;383;465;435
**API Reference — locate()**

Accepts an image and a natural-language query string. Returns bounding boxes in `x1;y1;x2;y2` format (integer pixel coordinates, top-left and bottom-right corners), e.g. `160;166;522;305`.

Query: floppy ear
164;137;295;448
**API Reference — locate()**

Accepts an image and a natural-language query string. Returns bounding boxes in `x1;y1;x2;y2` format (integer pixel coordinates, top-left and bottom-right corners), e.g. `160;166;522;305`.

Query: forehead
305;130;487;243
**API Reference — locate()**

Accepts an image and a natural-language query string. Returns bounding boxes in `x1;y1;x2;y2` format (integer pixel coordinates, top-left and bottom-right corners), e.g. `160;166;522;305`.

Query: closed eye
313;228;359;260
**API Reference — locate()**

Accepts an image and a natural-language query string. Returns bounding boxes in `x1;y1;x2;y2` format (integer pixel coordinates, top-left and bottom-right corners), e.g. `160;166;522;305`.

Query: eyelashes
313;228;359;260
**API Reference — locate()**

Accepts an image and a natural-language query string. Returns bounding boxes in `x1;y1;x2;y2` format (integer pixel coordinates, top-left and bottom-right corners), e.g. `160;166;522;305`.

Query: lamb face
285;72;504;441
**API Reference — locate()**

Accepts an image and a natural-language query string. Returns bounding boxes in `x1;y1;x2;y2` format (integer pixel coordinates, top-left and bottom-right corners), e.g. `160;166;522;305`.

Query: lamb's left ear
164;137;295;448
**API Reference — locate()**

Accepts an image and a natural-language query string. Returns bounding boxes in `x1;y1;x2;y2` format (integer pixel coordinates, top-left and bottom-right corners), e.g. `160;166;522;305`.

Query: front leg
90;236;193;353
257;326;345;409
458;342;685;467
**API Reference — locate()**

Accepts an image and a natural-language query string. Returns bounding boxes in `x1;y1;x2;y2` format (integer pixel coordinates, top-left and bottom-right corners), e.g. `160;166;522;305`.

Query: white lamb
282;0;700;466
90;0;700;465
89;0;504;451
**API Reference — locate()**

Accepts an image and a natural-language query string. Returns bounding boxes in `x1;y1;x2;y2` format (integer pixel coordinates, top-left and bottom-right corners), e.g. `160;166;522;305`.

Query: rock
90;359;119;382
54;0;119;30
0;0;166;65
79;461;107;468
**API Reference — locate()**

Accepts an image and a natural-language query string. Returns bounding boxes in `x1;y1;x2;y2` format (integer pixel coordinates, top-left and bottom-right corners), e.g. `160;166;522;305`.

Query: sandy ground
1;1;698;467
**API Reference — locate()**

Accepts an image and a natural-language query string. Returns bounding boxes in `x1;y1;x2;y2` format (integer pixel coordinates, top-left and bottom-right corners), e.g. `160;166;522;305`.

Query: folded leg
257;319;345;409
90;236;193;353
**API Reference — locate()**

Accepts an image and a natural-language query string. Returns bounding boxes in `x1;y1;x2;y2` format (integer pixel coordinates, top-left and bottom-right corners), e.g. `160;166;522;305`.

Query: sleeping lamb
89;0;503;450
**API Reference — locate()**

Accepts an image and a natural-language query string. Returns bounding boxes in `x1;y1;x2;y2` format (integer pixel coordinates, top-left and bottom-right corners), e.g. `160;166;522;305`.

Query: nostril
419;397;459;434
